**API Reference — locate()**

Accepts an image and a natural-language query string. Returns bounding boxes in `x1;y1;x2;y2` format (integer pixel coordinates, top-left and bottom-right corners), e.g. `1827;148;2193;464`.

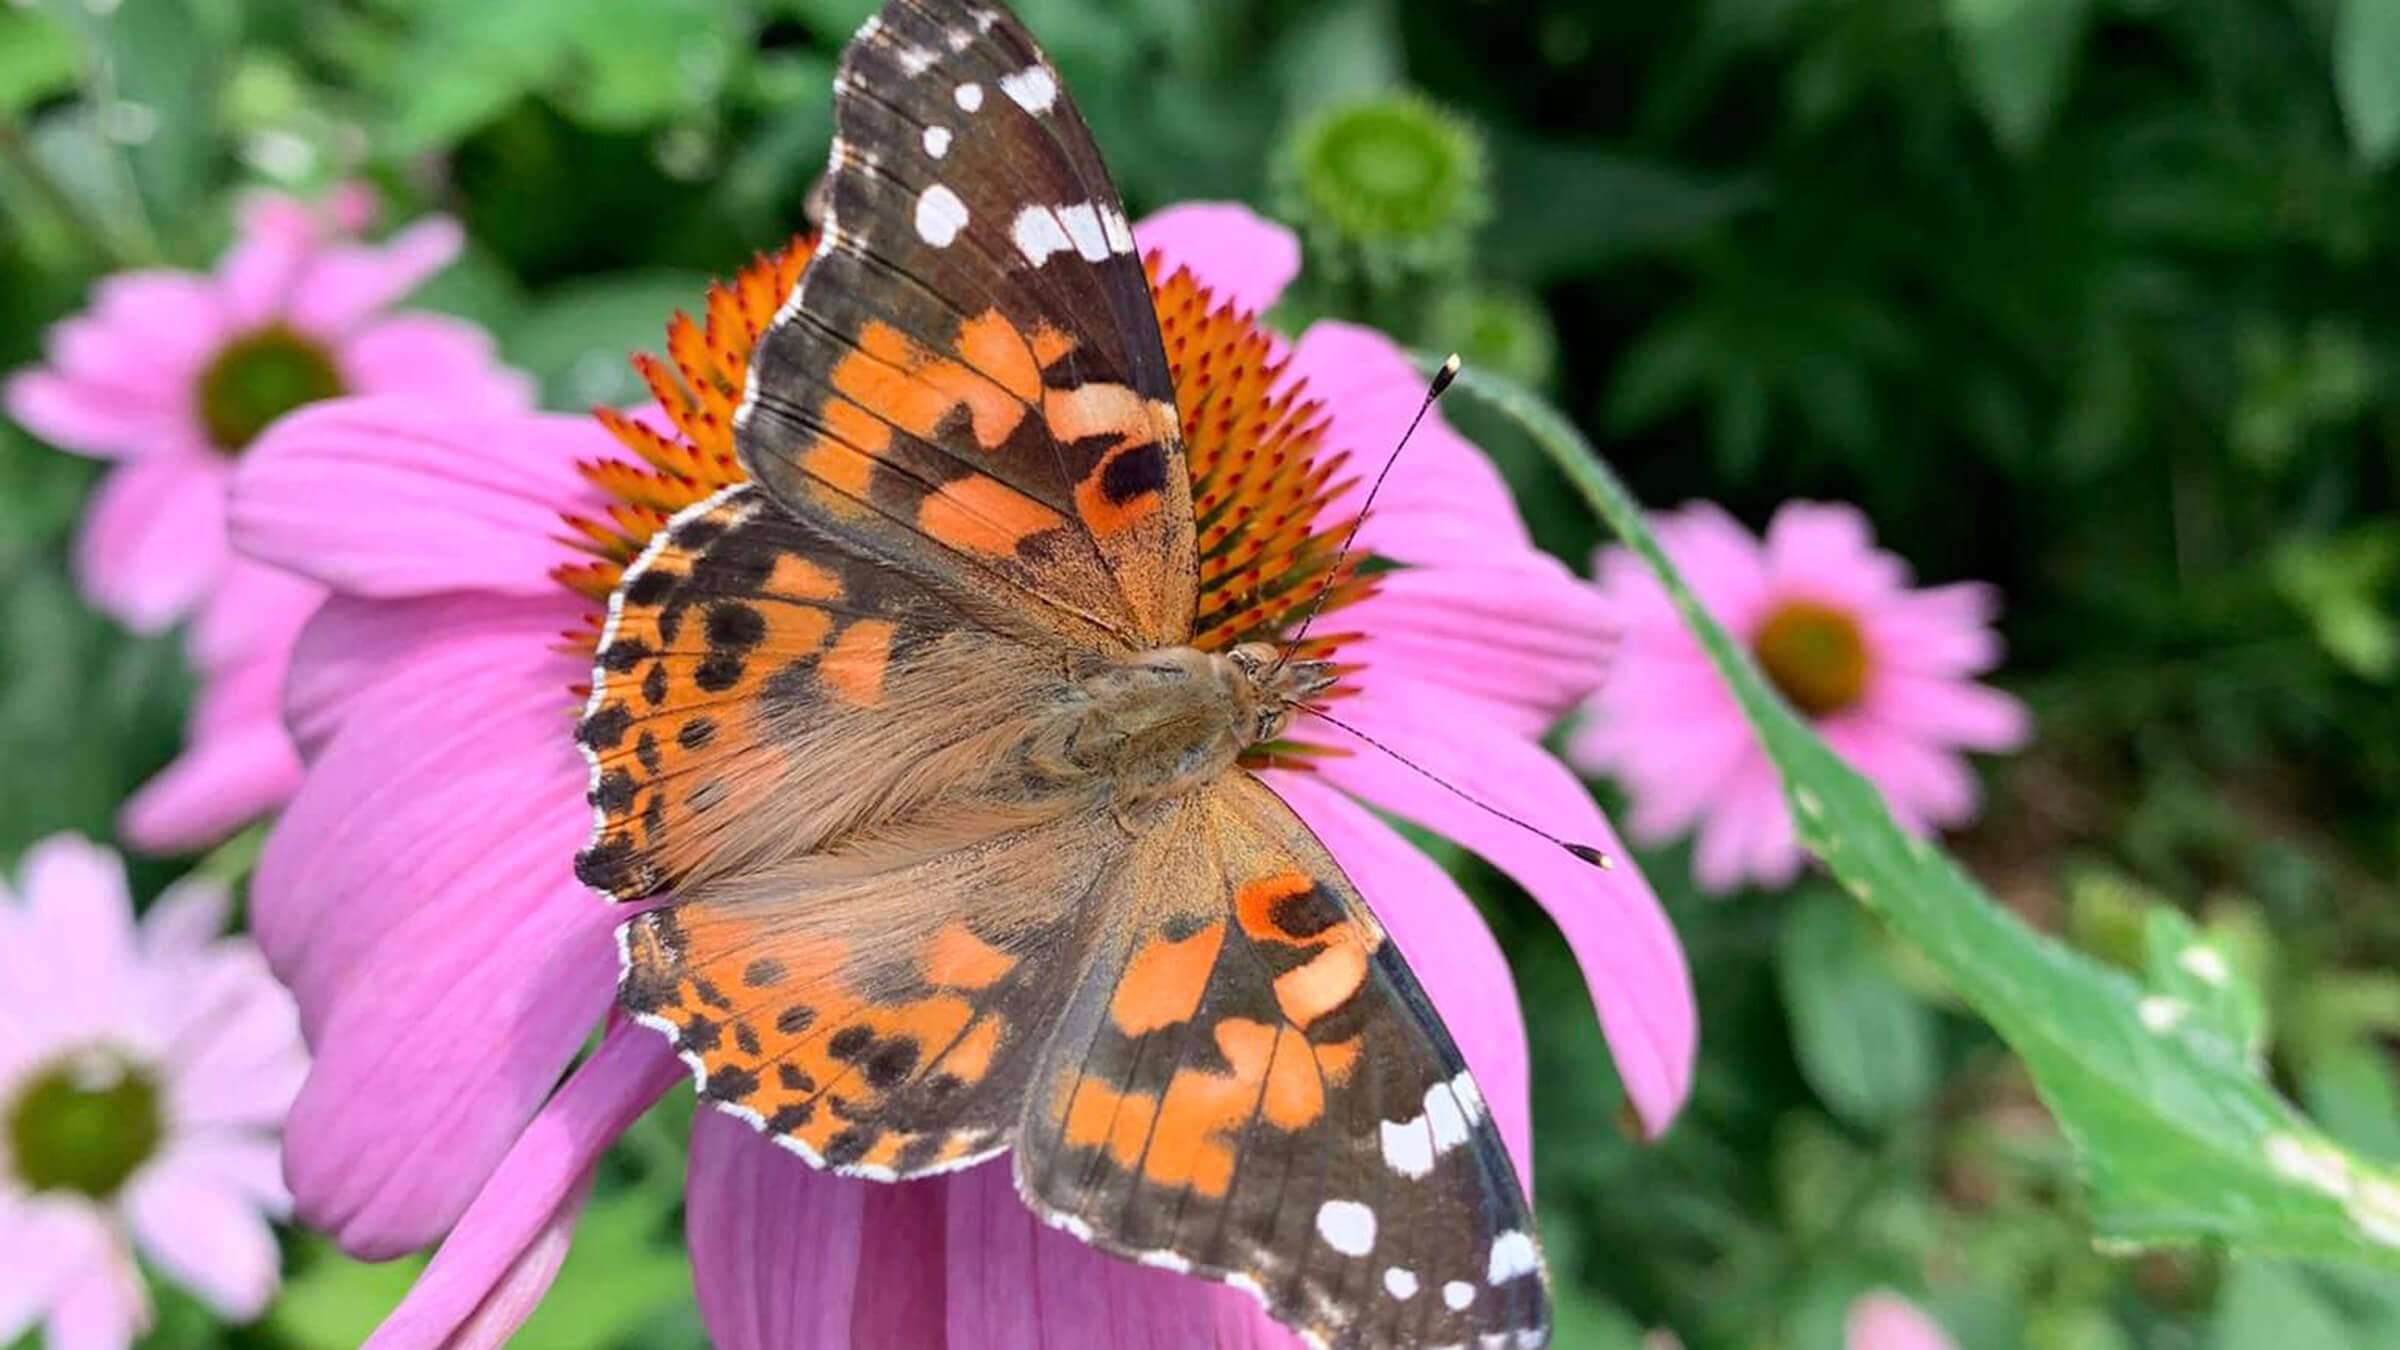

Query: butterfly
572;2;1552;1345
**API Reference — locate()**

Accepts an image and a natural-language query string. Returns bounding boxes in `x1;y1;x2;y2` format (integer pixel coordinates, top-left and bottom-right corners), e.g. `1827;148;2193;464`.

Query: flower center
1751;599;1869;717
6;1047;164;1200
196;324;345;452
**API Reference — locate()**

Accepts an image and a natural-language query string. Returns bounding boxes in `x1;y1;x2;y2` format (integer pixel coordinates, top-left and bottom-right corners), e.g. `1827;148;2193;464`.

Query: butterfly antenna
1270;353;1462;679
1300;704;1616;869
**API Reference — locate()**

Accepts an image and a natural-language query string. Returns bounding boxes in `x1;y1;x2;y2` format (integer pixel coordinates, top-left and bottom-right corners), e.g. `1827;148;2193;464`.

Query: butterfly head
1226;640;1335;744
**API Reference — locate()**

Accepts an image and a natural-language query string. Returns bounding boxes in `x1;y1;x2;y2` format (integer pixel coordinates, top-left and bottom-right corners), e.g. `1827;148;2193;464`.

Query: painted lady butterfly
574;2;1551;1345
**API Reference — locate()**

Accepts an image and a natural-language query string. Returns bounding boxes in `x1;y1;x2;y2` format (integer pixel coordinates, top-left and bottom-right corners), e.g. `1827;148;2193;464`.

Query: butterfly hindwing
735;0;1198;650
620;808;1133;1177
1015;773;1552;1350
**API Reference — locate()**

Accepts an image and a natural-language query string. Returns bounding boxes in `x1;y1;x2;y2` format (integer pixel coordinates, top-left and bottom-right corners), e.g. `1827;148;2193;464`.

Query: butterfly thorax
1027;641;1332;813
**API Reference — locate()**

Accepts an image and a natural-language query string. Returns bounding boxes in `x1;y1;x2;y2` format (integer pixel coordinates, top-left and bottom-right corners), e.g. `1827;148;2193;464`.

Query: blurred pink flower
0;835;308;1350
4;186;533;852
1845;1291;1959;1350
1571;501;2030;893
225;203;1694;1347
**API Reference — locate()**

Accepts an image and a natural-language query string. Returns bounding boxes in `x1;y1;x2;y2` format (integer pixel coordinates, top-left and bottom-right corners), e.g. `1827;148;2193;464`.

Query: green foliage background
4;0;2400;1346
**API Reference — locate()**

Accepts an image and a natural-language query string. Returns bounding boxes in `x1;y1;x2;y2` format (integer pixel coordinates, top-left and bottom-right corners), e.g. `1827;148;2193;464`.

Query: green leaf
1488;136;1764;283
1943;0;2091;153
0;8;79;115
1451;360;2400;1272
44;0;229;224
2336;0;2400;166
1778;889;1940;1129
2213;1260;2360;1350
504;271;715;409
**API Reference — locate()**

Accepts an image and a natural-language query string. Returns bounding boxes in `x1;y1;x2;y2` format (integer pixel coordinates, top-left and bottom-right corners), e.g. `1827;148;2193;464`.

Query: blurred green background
5;0;2400;1346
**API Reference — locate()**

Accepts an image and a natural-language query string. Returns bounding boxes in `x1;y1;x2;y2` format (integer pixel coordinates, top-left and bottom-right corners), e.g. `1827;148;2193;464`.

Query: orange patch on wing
1109;921;1225;1035
1043;381;1158;447
768;554;842;602
1074;444;1162;539
1060;1077;1160;1165
922;921;1018;991
957;309;1042;402
1313;1035;1363;1084
821;619;894;706
835;319;1028;451
1272;939;1369;1028
917;473;1064;556
1029;323;1077;367
1216;1017;1324;1131
944;1016;1005;1084
1235;871;1316;943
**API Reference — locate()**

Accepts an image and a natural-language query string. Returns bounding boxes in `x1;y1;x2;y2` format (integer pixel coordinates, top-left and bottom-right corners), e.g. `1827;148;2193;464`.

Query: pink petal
364;1024;678;1350
1822;717;1981;832
337;314;534;409
120;721;302;855
139;875;231;958
13;835;138;1045
1865;672;2030;753
282;592;577;762
685;1113;879;1350
123;1165;281;1320
0;1197;120;1347
1288;322;1527;561
1862;583;2005;676
187;556;323;672
153;1132;292;1215
1648;503;1773;635
1687;762;1794;895
944;1159;1302;1349
85;270;233;368
1845;1292;1958;1350
74;456;232;633
44;1252;149;1350
259;593;616;1253
1336;562;1614;736
230;398;614;598
1273;775;1533;1175
162;948;305;1133
1762;501;1906;606
4;367;191;460
1134;203;1302;317
217;194;322;328
1306;697;1696;1135
290;218;466;336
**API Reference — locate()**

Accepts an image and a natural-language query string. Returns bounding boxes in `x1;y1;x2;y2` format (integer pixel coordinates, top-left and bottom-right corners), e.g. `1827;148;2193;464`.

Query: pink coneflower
1571;501;2031;894
226;203;1696;1347
1845;1291;1959;1350
0;834;308;1350
4;186;533;852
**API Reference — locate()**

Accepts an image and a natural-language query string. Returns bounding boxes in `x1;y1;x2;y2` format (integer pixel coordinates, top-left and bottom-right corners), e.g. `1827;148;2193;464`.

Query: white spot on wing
1101;204;1136;254
1487;1230;1539;1282
1137;1249;1192;1273
1012;205;1073;265
955;81;984;111
1384;1267;1419;1300
1314;1199;1377;1256
1056;202;1110;261
923;125;952;158
915;184;970;247
1380;1116;1437;1178
895;44;937;76
1000;66;1059;113
1444;1281;1476;1310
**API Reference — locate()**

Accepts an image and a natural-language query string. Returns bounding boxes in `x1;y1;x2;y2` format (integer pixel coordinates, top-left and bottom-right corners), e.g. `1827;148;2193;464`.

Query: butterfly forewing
735;0;1197;650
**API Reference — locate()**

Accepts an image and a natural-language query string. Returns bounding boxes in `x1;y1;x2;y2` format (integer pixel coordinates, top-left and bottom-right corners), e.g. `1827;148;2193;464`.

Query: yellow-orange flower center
1751;598;1869;717
556;237;1374;698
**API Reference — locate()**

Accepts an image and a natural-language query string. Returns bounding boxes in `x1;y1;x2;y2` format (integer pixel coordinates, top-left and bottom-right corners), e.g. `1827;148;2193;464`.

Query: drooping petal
1272;774;1533;1175
43;1254;149;1350
1864;671;2030;753
280;592;578;762
260;602;618;1254
362;1024;677;1350
123;1165;282;1320
14;835;139;1048
1135;203;1302;318
684;1112;889;1350
1306;695;1697;1134
74;456;233;633
942;1159;1303;1350
230;399;616;599
1335;563;1613;739
120;722;302;856
3;367;191;460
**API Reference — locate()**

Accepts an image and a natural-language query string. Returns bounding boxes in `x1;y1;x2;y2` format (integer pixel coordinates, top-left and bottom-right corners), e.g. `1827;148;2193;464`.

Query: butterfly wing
618;808;1134;1177
577;482;1083;901
1015;772;1553;1350
734;0;1197;651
